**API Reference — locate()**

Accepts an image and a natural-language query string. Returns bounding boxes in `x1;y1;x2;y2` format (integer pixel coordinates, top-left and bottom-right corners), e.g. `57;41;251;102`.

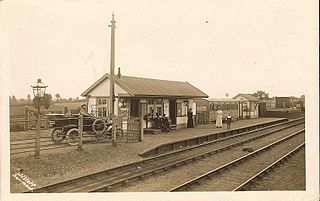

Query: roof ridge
120;74;187;83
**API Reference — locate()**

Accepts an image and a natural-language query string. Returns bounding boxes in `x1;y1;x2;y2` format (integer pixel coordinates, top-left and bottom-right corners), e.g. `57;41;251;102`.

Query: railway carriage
208;99;241;123
194;98;242;124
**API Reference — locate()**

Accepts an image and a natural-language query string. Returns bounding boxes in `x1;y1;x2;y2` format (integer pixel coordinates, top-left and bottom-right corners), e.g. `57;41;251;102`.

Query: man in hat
79;104;91;117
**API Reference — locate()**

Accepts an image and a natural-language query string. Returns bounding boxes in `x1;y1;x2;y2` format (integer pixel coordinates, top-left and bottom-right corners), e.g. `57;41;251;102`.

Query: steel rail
168;129;305;192
232;142;305;191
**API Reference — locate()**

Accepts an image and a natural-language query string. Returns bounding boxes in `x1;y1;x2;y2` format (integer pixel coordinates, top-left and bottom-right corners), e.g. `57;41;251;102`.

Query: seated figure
79;104;91;117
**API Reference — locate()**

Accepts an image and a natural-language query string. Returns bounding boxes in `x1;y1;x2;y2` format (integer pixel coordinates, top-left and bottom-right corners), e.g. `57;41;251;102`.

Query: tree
300;95;305;111
253;91;270;102
55;94;61;101
11;95;18;104
43;94;53;109
33;93;52;109
27;94;31;102
19;98;26;104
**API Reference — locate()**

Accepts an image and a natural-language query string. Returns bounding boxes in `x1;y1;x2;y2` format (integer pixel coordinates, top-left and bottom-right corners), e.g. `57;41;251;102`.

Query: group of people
79;104;232;130
216;108;232;130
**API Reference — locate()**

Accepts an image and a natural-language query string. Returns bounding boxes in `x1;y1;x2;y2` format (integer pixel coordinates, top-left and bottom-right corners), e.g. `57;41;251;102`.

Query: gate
258;102;267;117
121;116;142;142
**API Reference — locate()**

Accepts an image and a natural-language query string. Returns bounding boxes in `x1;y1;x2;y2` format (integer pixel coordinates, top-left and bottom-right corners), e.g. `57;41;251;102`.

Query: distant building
273;96;303;110
81;73;208;129
233;93;259;118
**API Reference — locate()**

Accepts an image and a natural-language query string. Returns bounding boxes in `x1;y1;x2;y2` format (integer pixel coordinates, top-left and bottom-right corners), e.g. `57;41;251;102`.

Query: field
10;101;86;131
10;100;86;118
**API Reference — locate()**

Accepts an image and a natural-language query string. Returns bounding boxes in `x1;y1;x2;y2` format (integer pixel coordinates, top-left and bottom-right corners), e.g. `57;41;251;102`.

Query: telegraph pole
108;13;117;146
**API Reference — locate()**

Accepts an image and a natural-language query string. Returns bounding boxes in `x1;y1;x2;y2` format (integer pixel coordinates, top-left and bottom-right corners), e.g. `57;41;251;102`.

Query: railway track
169;129;305;191
233;143;305;191
27;118;304;193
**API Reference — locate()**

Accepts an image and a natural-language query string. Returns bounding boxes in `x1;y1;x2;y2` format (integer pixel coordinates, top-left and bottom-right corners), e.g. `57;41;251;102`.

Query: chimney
117;67;121;78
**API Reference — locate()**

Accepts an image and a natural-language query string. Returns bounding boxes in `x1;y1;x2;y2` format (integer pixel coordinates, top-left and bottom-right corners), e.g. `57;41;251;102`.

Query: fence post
25;106;29;131
126;118;130;143
63;106;68;115
78;115;83;151
140;116;144;141
112;115;117;147
35;103;41;157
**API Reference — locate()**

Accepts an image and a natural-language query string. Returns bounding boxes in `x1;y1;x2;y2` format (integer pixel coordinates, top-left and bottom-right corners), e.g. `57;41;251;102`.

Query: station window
141;103;147;116
147;99;154;115
96;97;109;117
176;102;186;117
210;103;214;111
146;98;163;116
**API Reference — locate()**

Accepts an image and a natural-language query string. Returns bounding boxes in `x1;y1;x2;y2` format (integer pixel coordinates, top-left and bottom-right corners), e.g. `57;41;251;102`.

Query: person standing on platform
216;108;223;128
187;109;194;128
226;113;232;130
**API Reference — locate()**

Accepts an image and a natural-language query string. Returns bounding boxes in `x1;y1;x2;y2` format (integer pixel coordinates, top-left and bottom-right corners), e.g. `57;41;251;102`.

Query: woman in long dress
216;109;223;128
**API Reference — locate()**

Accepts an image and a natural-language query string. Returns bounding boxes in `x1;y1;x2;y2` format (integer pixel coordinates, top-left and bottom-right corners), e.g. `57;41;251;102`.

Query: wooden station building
81;72;208;129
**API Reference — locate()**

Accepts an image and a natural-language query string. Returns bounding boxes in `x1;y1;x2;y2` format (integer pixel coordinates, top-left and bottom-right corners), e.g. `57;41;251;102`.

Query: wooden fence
10;106;73;131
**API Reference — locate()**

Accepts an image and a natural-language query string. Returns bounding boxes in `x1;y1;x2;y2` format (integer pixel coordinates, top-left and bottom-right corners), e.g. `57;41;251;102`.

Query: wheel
66;128;79;145
51;128;64;144
92;119;106;135
116;128;124;140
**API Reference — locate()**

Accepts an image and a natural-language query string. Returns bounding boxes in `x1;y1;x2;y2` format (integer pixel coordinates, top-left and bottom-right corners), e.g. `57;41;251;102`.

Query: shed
233;93;259;118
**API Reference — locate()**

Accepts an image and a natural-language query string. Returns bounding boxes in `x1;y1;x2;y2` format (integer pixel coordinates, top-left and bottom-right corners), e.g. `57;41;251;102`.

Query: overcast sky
2;0;318;99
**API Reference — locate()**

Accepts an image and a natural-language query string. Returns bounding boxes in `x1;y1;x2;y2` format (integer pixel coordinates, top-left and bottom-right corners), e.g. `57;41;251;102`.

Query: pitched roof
233;93;259;101
81;74;208;98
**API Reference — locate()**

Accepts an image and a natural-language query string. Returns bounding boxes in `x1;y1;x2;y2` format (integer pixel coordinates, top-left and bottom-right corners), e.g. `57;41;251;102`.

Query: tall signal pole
108;13;116;115
108;13;116;146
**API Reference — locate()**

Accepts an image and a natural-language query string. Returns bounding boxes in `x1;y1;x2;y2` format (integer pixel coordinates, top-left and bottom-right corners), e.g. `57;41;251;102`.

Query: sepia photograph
1;0;318;201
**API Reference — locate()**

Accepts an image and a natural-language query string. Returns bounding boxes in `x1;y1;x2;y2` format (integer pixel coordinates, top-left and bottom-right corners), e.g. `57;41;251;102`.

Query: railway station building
233;93;259;119
81;72;208;129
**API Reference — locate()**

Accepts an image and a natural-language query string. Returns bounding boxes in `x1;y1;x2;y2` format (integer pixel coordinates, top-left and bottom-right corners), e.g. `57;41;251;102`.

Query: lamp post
31;79;47;157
